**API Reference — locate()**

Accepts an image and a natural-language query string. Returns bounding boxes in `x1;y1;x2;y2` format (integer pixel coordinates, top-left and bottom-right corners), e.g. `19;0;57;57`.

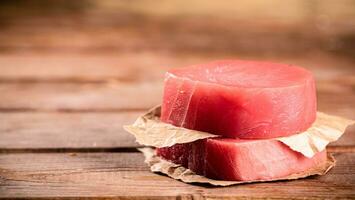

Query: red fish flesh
157;138;327;181
161;60;317;139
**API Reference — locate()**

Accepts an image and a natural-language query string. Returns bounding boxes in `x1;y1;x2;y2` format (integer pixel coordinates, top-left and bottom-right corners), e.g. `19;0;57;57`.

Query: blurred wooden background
0;0;354;199
0;0;354;117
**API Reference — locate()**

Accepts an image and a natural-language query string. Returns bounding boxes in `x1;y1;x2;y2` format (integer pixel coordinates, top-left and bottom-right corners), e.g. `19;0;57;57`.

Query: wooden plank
0;79;354;119
0;152;354;199
0;82;162;111
331;124;355;147
0;13;322;54
0;112;140;150
0;112;353;150
0;53;354;82
316;77;355;119
1;1;354;55
0;53;203;83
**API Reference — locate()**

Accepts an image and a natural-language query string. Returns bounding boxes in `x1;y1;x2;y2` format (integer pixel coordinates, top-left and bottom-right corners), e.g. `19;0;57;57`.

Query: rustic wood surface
1;153;354;199
0;1;354;199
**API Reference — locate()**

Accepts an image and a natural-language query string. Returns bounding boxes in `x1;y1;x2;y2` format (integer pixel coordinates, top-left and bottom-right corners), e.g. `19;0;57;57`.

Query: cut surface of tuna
161;60;317;139
157;138;327;181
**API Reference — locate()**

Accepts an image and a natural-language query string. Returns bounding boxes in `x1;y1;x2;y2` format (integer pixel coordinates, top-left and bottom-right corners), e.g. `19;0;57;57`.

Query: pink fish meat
161;60;317;139
157;138;327;181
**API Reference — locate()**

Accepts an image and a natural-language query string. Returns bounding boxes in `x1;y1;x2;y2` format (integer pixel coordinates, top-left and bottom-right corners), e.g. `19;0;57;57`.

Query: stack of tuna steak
157;60;326;181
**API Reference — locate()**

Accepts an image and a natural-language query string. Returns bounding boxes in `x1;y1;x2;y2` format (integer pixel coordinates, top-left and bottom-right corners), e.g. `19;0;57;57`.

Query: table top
0;2;355;199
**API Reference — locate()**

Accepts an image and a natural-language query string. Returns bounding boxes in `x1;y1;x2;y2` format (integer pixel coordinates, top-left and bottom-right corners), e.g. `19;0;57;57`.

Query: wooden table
1;2;355;199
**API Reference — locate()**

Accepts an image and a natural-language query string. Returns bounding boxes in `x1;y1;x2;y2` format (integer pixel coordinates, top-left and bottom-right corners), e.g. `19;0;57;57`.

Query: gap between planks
0;107;148;113
0;147;141;154
0;146;354;154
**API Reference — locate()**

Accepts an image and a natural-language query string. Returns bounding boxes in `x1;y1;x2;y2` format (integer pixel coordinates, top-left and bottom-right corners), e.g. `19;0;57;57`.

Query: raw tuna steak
161;60;316;139
157;138;327;181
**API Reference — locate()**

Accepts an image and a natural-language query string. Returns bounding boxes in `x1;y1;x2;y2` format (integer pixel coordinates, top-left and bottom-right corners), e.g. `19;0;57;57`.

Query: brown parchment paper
124;106;218;148
124;106;354;158
139;147;335;186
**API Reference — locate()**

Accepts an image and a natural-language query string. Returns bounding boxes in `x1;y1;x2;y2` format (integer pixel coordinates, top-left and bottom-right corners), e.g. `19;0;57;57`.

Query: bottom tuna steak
157;138;327;181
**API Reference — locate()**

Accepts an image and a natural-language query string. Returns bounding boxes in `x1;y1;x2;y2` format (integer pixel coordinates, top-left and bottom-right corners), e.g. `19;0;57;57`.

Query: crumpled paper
124;106;219;148
124;106;354;158
139;147;335;186
124;106;353;186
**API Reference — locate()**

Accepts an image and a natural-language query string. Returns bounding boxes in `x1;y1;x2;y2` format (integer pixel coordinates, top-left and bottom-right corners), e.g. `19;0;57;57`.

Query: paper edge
123;106;219;148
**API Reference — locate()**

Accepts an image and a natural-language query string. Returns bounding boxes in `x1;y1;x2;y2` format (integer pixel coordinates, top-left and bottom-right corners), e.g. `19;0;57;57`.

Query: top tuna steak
161;60;316;139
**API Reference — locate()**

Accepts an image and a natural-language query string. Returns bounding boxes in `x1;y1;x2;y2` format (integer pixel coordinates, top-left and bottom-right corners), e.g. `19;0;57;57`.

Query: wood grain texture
0;112;353;150
0;51;354;117
0;1;354;199
0;112;140;150
0;52;354;82
1;1;354;56
0;13;328;54
0;52;202;83
0;82;162;111
0;152;354;199
0;80;353;119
